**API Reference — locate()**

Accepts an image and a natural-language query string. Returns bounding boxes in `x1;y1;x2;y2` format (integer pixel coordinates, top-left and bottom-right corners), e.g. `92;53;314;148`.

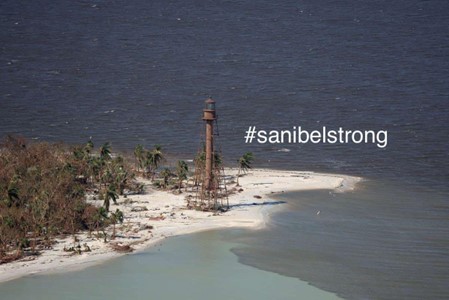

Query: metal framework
187;99;228;211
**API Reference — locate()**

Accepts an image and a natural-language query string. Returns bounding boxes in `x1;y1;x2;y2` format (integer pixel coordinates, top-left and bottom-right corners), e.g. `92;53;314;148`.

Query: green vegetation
110;209;124;240
0;136;136;263
237;152;254;185
160;168;174;189
175;160;188;191
133;144;165;179
194;145;223;170
133;144;145;172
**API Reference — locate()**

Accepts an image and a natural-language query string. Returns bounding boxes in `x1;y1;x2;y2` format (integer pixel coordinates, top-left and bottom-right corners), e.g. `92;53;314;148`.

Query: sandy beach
0;168;360;283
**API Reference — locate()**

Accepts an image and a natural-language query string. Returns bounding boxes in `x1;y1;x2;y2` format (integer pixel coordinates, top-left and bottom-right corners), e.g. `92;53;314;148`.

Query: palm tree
213;152;223;169
99;142;112;161
110;209;124;239
88;156;103;184
73;146;86;161
194;148;206;167
112;163;129;195
193;149;205;187
93;207;109;242
133;144;145;172
103;186;118;212
237;152;254;186
84;140;94;155
176;160;188;191
160;168;173;189
146;144;164;179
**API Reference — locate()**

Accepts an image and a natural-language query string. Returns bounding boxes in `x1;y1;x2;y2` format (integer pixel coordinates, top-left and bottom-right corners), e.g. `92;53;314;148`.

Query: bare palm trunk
236;167;241;186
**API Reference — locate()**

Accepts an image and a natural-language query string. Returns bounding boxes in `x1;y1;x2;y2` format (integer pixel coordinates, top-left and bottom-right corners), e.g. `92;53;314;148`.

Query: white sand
0;168;360;283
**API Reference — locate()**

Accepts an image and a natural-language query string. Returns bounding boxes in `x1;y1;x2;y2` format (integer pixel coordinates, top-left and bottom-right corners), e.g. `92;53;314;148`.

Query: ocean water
1;0;448;299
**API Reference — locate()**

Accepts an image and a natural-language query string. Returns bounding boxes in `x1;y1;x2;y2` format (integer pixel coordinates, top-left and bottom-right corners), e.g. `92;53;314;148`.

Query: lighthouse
191;97;228;211
202;98;216;191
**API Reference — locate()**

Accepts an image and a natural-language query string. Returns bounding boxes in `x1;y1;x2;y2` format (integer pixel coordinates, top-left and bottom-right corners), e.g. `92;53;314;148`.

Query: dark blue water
1;0;448;299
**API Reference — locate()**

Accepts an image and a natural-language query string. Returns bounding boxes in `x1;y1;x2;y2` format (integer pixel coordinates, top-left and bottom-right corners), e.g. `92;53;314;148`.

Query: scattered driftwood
0;250;42;264
131;206;148;212
139;224;154;231
253;195;262;199
110;243;134;253
63;243;91;255
149;215;165;221
0;254;23;265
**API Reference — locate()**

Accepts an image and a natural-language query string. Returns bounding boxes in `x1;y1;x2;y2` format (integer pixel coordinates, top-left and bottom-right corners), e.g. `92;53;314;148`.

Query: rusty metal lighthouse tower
189;97;228;211
202;98;216;191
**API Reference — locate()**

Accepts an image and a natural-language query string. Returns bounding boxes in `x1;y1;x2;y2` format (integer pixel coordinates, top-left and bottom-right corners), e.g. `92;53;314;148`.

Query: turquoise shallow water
0;230;341;300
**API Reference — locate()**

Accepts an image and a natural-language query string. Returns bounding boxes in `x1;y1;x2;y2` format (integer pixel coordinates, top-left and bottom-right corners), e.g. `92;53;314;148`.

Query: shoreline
0;168;361;284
